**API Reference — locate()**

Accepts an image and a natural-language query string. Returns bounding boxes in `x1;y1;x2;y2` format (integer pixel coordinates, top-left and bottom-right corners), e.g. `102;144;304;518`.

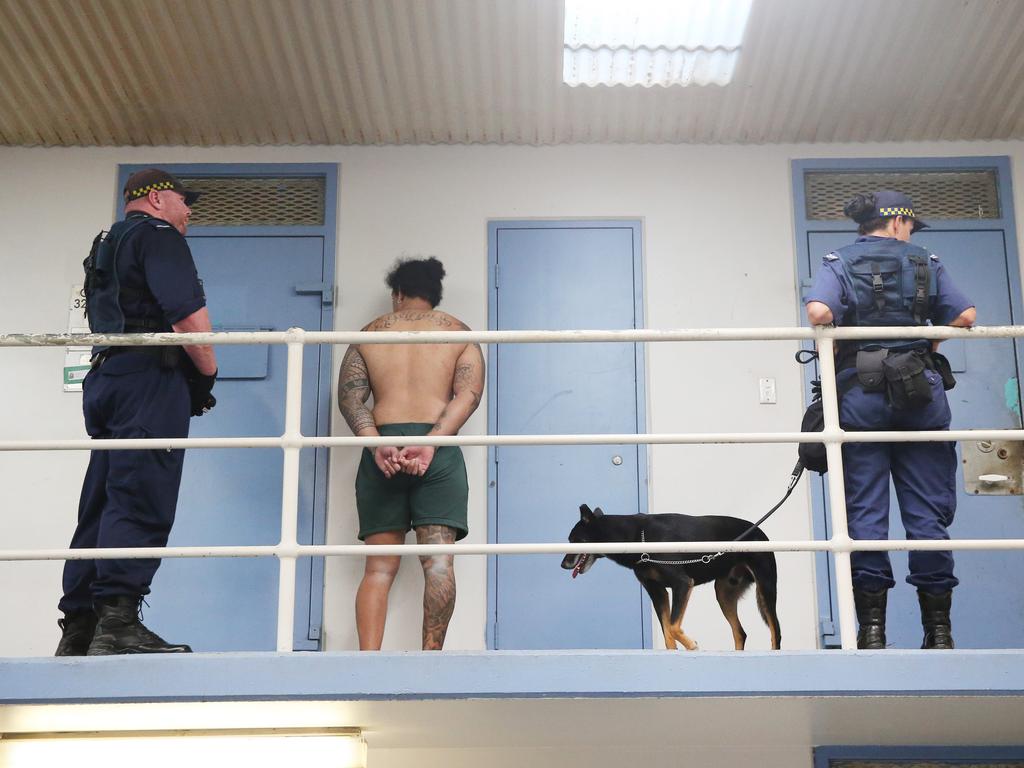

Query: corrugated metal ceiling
1;0;1023;147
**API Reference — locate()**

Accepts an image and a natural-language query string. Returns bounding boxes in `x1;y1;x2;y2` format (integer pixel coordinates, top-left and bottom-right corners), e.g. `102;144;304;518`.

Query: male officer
805;190;975;650
55;168;218;656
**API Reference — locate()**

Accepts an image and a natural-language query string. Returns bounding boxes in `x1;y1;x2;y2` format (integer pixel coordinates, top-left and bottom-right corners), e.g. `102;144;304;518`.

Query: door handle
294;282;334;306
800;277;814;300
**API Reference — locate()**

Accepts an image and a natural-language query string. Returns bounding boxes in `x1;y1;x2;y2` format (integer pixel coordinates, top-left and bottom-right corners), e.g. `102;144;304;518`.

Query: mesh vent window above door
178;176;326;226
804;170;1000;221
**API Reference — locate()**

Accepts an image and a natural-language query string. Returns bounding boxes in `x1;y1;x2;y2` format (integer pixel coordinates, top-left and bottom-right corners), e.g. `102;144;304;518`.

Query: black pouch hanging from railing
798;385;829;475
795;349;861;474
795;350;828;474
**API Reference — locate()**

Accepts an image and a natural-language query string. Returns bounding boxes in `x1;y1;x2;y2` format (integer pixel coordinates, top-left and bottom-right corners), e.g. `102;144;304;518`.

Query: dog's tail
748;552;782;650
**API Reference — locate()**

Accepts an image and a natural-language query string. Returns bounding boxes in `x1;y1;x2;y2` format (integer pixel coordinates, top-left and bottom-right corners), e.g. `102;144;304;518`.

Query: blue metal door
488;222;649;650
804;228;1024;648
144;236;329;651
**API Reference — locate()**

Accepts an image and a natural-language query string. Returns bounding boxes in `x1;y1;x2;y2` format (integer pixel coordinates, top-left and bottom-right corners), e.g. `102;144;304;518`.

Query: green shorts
355;423;469;541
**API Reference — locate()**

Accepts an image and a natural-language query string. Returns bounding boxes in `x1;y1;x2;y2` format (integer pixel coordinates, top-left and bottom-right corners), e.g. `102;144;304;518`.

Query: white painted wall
2;140;1020;658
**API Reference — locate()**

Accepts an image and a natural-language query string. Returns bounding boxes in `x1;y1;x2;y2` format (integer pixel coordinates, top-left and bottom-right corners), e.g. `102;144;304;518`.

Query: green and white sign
64;284;91;392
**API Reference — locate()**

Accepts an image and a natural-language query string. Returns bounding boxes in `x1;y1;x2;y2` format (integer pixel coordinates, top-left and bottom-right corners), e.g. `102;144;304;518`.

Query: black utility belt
852;348;955;410
92;346;182;370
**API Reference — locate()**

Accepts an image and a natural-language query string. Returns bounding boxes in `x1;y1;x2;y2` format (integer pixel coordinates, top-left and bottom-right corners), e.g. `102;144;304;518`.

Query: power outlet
759;377;777;404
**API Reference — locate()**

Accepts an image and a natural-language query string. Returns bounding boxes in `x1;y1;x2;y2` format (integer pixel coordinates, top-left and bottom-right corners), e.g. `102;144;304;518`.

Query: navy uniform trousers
837;365;959;594
59;352;191;613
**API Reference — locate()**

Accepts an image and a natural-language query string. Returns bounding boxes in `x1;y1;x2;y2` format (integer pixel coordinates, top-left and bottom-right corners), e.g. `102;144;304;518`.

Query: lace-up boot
86;596;192;655
918;589;954;650
55;611;98;656
854;589;887;649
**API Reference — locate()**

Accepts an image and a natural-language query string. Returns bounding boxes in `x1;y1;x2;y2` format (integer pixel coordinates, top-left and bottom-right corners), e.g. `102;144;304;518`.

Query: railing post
815;331;858;650
276;328;305;652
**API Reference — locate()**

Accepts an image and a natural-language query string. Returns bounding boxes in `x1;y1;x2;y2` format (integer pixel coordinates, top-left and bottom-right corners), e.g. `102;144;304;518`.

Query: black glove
188;370;218;417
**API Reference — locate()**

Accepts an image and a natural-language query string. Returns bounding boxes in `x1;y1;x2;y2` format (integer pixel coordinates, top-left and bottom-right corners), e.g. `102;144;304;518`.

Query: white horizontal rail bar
2;324;1023;348
3;429;1021;452
2;537;1023;562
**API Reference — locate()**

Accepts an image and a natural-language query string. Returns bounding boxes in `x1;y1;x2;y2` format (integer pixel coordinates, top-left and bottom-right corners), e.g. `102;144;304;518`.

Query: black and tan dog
561;504;781;650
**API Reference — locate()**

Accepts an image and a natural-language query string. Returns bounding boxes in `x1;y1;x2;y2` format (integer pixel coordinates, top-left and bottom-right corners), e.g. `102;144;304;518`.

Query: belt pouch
930;351;957;391
882;350;933;409
855;349;888;392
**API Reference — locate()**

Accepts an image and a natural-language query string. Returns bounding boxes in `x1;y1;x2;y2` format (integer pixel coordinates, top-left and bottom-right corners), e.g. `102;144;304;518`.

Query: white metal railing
3;324;1024;651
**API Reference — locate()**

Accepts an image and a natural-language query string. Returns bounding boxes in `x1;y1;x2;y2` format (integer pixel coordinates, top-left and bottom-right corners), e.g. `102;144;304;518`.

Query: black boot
86;596;192;655
55;610;98;656
918;589;954;649
854;589;887;649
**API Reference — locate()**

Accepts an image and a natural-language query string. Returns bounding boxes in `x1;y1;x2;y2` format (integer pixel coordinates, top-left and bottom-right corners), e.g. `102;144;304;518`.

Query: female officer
804;190;976;650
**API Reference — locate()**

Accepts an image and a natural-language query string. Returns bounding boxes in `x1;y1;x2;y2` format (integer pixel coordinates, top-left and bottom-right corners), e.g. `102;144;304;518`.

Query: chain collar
635;529;722;567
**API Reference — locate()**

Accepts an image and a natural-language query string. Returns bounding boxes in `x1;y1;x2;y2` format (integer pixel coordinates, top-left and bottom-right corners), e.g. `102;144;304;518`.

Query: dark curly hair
385;256;446;308
843;192;889;235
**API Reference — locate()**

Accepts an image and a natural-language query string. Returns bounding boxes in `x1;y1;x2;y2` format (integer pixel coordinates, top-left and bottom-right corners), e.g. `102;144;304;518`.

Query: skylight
563;0;754;87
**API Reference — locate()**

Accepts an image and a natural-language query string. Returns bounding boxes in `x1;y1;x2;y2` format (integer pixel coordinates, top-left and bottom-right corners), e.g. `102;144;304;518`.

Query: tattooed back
357;309;473;425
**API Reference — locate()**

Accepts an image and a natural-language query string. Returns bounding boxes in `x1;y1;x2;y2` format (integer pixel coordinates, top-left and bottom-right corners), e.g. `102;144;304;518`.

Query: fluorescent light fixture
0;728;366;768
563;0;755;87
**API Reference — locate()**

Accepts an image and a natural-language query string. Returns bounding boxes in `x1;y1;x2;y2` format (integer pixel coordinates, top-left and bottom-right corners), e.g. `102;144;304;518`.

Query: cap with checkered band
122;168;201;206
868;189;928;233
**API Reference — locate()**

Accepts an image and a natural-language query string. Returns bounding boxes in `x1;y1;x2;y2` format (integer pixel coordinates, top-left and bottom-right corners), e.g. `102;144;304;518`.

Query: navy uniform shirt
118;212;206;329
805;236;974;327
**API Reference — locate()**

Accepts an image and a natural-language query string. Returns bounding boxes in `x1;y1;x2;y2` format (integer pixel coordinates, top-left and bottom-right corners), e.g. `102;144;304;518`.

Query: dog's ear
579;503;593;521
593;506;604;517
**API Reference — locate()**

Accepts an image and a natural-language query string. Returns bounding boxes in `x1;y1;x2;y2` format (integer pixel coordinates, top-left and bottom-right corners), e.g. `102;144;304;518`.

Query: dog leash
636;461;806;567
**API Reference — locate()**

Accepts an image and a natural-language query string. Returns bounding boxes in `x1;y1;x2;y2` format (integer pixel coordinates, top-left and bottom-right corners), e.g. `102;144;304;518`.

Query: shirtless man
338;257;484;651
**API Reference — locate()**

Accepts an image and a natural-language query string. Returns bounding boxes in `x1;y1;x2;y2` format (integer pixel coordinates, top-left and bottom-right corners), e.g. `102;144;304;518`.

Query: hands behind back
397;445;435;476
373;446;404;478
373;445;436;477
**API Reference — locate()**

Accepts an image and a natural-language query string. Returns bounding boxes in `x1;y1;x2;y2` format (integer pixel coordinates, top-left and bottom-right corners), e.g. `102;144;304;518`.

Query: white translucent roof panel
564;45;741;88
563;0;753;87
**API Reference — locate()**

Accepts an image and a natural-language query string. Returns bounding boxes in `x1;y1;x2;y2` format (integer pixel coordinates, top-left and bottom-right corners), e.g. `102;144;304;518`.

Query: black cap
870;189;928;233
123;168;201;206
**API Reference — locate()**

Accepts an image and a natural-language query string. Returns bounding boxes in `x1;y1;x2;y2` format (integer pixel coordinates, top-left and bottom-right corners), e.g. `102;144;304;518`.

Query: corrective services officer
55;168;218;656
804;190;976;650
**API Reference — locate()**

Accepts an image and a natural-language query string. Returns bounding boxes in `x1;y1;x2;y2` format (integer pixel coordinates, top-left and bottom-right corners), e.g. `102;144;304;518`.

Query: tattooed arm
338;345;374;434
401;338;485;475
338;345;402;477
435;340;485;434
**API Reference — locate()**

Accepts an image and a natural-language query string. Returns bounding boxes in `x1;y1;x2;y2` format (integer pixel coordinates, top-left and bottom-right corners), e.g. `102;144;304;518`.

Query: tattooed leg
416;524;457;651
356;530;405;651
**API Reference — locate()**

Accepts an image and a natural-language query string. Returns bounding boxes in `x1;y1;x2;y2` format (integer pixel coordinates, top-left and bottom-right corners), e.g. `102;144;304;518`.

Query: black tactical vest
82;216;167;348
833;238;938;350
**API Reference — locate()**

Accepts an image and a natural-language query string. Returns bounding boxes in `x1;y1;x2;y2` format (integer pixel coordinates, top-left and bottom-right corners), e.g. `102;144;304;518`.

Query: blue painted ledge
3;650;1024;705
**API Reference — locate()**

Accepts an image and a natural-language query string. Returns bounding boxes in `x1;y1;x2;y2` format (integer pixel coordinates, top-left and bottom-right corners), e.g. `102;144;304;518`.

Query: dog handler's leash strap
637;461;806;567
